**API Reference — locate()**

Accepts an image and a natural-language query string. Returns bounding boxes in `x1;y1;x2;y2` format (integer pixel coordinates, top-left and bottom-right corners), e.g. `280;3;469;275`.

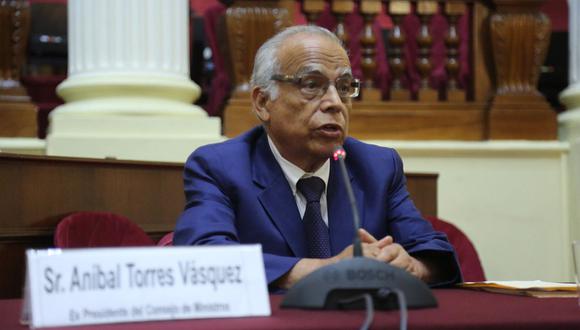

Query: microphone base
280;257;437;310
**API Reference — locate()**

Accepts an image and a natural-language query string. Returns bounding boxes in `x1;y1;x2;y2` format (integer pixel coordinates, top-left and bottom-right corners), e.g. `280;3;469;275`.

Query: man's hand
375;239;431;281
331;228;393;261
360;229;432;282
275;229;392;289
334;229;432;282
275;229;433;289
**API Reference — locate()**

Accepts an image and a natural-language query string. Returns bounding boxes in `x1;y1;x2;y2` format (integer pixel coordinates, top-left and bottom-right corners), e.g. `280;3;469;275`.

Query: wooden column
331;0;355;46
387;0;411;100
416;0;438;101
0;0;37;137
360;0;382;101
444;1;466;102
488;0;557;139
302;0;325;25
471;1;493;103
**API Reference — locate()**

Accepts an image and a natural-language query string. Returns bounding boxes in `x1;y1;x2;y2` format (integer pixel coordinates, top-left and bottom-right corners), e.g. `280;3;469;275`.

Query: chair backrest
424;215;486;282
54;211;155;248
157;232;174;247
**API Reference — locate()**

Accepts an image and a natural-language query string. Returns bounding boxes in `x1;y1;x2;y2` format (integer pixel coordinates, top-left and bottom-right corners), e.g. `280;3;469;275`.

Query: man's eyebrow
296;66;322;75
337;67;353;77
296;66;353;77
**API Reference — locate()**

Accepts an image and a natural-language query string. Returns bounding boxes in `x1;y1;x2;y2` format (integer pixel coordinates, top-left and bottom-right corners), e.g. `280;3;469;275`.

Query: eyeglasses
271;73;360;98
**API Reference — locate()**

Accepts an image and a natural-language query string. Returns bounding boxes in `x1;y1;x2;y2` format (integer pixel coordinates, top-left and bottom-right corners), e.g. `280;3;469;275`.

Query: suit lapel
252;132;307;257
327;160;365;255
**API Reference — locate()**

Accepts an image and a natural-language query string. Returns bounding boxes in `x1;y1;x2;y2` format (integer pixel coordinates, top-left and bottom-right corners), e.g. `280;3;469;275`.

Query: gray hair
250;25;345;100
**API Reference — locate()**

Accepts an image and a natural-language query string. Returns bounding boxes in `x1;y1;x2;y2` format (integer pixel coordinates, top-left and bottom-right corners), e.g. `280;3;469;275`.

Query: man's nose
319;85;345;113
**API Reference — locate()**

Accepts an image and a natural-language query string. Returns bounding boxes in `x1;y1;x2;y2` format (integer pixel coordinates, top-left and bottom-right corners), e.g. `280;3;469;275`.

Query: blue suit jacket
174;126;460;288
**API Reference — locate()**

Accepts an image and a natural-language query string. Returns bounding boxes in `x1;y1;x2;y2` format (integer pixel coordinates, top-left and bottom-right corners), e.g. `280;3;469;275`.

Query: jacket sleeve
173;146;300;289
385;150;463;287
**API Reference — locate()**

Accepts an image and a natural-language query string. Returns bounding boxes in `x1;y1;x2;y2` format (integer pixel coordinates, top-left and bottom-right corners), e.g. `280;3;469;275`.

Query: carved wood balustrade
0;0;37;138
220;0;557;140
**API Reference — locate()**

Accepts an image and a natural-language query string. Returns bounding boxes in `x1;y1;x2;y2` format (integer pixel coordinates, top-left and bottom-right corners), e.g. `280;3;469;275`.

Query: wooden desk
1;290;579;329
0;153;437;298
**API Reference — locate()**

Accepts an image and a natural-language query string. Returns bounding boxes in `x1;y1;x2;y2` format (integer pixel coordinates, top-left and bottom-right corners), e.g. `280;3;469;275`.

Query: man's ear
252;87;271;123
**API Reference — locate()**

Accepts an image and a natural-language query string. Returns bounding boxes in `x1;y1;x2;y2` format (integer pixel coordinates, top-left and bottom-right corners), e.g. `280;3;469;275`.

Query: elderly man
174;26;460;290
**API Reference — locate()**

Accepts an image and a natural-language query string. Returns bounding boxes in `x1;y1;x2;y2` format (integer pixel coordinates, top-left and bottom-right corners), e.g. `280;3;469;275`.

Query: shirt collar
267;135;330;196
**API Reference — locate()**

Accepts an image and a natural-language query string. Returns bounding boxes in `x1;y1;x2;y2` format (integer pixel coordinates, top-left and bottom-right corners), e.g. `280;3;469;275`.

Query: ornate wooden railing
221;0;557;140
0;0;37;138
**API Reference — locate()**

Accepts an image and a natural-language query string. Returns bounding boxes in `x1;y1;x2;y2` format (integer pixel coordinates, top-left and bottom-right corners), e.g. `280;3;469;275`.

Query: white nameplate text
23;245;270;328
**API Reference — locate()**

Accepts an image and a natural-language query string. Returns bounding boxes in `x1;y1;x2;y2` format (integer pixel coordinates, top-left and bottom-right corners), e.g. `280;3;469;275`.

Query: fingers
377;244;420;276
376;243;406;264
358;229;394;260
358;239;423;279
377;235;393;248
361;242;387;259
389;252;413;271
358;229;393;248
358;228;377;243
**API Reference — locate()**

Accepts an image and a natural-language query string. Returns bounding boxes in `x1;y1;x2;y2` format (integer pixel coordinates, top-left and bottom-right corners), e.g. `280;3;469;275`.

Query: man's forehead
295;65;352;76
278;34;351;74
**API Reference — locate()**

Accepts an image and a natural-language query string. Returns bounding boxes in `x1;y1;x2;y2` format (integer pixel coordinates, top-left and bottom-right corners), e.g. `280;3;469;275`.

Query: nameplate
22;245;270;328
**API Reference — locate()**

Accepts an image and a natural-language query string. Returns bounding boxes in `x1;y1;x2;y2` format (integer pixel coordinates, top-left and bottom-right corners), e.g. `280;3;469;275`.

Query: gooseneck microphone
333;146;363;258
281;145;437;312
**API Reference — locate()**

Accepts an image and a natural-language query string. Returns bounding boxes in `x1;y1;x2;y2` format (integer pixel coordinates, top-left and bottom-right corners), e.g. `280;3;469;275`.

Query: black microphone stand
334;147;363;258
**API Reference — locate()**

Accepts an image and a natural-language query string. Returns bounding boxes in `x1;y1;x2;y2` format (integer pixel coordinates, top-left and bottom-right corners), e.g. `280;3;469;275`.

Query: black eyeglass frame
270;73;360;98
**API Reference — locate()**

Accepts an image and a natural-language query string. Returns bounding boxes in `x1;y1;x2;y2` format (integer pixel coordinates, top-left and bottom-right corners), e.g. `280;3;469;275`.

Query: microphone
333;146;363;258
281;145;437;311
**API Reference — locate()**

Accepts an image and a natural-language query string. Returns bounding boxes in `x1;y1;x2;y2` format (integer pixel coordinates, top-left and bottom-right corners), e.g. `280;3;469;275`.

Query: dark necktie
297;177;331;258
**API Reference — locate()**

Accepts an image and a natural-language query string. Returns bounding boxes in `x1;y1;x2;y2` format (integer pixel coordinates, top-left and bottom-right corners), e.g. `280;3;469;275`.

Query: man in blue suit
174;26;460;290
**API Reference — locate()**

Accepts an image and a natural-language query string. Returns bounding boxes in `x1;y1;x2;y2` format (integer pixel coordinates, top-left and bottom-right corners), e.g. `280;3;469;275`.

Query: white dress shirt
267;136;330;226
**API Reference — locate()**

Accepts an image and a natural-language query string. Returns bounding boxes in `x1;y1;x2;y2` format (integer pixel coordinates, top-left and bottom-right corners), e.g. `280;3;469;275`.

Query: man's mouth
317;124;343;137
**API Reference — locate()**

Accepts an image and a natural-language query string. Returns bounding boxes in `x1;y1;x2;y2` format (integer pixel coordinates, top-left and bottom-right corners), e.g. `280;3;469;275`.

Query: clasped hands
331;229;431;282
278;229;433;289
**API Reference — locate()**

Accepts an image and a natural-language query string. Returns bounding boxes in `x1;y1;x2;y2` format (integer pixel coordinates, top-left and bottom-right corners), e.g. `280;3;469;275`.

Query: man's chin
318;142;344;159
308;133;346;156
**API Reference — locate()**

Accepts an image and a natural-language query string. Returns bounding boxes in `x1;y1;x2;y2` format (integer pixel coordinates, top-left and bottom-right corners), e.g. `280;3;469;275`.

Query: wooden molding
224;98;487;140
0;102;37;137
488;94;557;140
